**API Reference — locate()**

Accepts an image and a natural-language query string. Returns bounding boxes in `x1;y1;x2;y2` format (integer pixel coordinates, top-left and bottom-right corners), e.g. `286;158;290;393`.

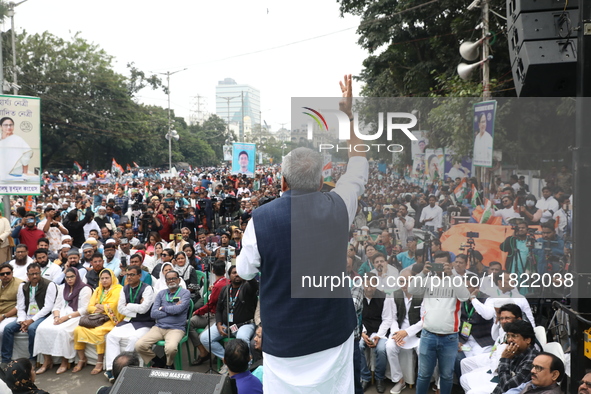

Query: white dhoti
263;332;354;393
105;323;150;371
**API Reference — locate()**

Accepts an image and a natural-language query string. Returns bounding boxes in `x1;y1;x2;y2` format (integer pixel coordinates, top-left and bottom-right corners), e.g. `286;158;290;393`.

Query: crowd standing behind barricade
0;160;576;393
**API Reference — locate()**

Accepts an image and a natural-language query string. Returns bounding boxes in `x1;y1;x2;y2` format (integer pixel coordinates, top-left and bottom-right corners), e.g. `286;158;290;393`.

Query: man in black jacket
455;273;494;379
200;266;258;363
359;272;393;393
63;200;92;247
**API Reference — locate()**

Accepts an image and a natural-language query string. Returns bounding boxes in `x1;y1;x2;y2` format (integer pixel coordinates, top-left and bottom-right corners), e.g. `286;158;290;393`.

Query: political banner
424;148;444;182
223;145;232;161
231;143;256;176
473;101;497;167
0;95;41;195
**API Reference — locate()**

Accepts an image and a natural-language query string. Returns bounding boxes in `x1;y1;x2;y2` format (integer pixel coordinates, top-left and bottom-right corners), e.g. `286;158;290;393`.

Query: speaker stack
110;367;235;394
507;0;579;96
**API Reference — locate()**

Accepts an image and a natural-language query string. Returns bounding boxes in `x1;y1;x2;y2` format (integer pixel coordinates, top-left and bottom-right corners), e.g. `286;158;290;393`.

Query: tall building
215;78;260;141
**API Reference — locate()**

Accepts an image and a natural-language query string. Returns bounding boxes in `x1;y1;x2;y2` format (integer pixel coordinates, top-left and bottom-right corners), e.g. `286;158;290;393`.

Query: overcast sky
16;0;368;131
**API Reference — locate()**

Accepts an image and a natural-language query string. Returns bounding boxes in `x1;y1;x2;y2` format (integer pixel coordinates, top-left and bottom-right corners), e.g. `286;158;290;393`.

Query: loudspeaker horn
459;33;491;61
457;55;493;80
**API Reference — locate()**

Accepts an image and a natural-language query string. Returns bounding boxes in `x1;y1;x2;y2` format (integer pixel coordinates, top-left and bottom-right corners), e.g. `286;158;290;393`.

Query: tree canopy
7;30;228;170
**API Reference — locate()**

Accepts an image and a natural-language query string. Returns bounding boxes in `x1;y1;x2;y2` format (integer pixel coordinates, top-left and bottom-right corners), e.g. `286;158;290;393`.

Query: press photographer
533;220;564;274
138;206;162;243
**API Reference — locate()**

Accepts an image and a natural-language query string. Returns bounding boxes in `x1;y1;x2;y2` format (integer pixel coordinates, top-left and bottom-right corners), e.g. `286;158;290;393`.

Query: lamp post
217;95;240;137
7;0;27;95
158;68;186;172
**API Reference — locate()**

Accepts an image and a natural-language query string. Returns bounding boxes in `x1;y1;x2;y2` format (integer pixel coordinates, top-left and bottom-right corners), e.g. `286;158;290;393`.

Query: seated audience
34;267;92;374
72;268;123;375
134;270;191;369
104;265;155;382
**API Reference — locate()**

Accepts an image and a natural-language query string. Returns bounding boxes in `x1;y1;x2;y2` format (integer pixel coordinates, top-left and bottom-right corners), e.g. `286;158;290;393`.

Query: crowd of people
0;80;578;394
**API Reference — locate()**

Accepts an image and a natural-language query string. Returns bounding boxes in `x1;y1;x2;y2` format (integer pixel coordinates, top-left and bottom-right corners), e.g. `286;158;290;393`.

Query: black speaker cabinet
110;367;235;394
508;9;578;53
507;0;578;24
510;39;577;97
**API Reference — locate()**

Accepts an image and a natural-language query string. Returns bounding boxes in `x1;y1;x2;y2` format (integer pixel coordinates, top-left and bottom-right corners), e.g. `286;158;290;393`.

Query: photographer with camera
138;206;162;244
533;220;564;275
500;222;534;295
156;203;175;242
37;207;68;254
408;251;470;394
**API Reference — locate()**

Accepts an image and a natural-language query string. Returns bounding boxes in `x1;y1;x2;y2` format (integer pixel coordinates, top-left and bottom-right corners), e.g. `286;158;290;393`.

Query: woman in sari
72;268;123;375
34;267;92;374
143;241;165;273
0;117;36;181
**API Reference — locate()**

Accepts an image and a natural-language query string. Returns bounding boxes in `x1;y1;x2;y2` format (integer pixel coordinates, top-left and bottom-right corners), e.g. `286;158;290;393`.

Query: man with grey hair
237;75;368;392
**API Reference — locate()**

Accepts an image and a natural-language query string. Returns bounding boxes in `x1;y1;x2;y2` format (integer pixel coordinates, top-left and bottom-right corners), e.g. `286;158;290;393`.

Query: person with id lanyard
1;263;57;365
104;265;155;382
134;269;190;369
200;265;258;373
455;273;494;380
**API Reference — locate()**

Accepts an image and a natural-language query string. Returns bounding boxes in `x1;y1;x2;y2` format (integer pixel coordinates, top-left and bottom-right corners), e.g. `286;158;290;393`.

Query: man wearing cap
80;243;96;271
103;243;122;277
37;207;69;254
95;206;116;232
11;213;45;257
119;238;134;262
60;234;78;253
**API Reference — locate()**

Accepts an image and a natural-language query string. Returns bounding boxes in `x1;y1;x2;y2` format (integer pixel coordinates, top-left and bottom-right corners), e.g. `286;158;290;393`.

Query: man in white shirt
493;195;521;224
393;205;415;247
34;248;63;285
9;244;33;281
1;263;57;363
386;269;424;394
419;195;443;230
535;187;559;224
370;253;399;295
37;207;68;254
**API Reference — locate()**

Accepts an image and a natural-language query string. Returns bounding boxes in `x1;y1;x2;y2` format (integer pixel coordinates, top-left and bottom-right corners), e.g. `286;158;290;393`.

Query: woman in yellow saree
72;268;124;375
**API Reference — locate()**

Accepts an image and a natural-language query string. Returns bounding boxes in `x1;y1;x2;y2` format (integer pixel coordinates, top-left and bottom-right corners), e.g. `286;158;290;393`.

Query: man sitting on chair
104;266;155;381
134;270;190;369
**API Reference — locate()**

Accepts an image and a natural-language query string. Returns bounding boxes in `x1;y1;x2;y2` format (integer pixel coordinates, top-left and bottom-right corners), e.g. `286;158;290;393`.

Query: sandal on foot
72;359;87;373
91;362;104;375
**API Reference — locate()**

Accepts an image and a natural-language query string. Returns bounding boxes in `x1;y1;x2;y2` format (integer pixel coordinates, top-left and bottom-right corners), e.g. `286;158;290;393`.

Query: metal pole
481;0;490;101
241;91;244;142
0;14;10;219
10;6;16;95
167;72;171;172
217;95;240;137
570;0;591;388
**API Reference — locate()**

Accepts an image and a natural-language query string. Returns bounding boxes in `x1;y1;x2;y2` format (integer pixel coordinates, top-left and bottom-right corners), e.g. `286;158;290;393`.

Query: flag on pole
133;162;139;168
322;154;332;182
111;158;119;174
73;161;83;172
454;178;469;201
126;164;132;172
470;184;480;208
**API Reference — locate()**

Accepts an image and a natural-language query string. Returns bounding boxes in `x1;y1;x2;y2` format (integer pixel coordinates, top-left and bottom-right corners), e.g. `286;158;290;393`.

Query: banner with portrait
444;148;472;181
223;145;232;161
473;101;497;167
231;143;256;176
424;148;445;182
0;95;41;195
